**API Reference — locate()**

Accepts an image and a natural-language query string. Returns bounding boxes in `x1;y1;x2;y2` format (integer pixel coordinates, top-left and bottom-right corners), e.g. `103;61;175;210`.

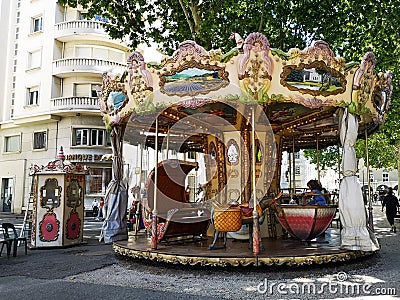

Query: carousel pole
251;107;260;255
288;147;292;195
337;143;341;185
134;143;144;236
365;122;374;231
166;124;170;160
151;117;159;250
292;134;296;197
316;135;321;183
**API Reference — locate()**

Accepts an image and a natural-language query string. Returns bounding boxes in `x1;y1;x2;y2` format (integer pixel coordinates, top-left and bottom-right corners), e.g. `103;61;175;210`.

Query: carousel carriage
98;32;390;265
141;159;210;242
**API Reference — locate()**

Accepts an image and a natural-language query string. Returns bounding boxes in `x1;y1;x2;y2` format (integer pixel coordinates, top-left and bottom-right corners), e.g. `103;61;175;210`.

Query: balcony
55;20;112;43
50;97;100;114
53;58;126;77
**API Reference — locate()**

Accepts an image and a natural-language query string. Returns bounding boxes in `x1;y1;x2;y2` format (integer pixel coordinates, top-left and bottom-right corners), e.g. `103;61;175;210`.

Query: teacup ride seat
272;203;338;242
208;200;267;250
141;159;211;243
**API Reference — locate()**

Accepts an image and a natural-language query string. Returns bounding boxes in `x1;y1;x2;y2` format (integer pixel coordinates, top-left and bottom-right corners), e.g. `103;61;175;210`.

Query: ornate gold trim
113;243;374;267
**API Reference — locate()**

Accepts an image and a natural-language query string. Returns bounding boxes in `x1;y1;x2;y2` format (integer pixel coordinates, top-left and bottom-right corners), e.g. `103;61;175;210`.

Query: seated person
304;180;327;205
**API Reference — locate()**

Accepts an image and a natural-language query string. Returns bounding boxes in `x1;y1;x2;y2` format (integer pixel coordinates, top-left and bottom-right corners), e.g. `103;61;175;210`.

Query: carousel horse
140;159;211;242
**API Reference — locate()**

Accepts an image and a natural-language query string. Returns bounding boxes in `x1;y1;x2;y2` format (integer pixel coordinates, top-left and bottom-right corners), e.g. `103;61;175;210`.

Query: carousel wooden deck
113;228;374;267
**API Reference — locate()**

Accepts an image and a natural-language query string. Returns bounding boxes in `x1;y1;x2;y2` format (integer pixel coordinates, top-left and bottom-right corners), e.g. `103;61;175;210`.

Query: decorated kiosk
98;32;391;266
30;148;88;248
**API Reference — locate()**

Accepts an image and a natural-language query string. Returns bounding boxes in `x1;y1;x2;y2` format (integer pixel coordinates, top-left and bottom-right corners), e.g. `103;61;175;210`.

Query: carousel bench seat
158;207;210;241
142;159;211;242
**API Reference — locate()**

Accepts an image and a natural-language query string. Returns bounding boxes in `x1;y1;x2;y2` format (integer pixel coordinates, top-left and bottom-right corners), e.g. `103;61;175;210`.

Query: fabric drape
101;125;128;243
339;108;379;251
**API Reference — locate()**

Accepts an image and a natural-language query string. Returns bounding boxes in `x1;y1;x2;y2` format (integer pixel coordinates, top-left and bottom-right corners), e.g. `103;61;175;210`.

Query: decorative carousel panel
159;40;229;97
65;210;82;240
39;212;60;242
281;61;347;97
65;175;84;208
40;178;62;209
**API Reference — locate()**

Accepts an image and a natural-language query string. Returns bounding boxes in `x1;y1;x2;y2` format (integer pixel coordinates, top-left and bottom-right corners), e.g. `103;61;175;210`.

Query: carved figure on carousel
229;32;244;51
126;51;154;107
237;32;273;101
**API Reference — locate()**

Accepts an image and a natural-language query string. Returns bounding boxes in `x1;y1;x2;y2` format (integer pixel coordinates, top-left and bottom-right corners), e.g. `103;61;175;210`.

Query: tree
59;0;400;177
58;0;348;53
303;146;341;172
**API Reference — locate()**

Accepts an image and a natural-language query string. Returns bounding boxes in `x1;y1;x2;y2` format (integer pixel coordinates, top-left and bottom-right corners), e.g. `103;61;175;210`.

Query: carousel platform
113;228;374;267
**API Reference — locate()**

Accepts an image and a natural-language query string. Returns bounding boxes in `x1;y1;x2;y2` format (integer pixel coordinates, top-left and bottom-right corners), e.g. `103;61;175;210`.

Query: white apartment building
0;0;130;213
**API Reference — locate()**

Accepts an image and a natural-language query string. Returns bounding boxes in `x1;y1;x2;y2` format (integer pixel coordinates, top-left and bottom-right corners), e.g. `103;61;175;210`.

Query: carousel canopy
98;33;392;152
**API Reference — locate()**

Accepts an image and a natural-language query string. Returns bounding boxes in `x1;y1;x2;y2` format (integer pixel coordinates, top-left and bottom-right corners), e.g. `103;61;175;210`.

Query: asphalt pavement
0;205;399;299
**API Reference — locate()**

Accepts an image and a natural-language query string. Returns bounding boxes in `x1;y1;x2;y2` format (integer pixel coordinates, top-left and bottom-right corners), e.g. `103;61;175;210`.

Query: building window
4;135;21;152
91;129;104;146
28;49;41;69
74;83;100;97
383;172;389;182
78;11;88;20
87;168;111;194
294;152;300;159
91;84;99;97
33;131;47;150
27;87;39;105
188;151;196;160
32;16;43;33
74;129;89;146
75;46;124;63
295;165;301;175
369;172;374;182
88;168;103;194
73;128;106;146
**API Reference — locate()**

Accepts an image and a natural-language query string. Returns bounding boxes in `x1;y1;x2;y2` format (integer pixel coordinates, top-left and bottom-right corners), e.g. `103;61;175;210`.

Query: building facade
0;0;130;213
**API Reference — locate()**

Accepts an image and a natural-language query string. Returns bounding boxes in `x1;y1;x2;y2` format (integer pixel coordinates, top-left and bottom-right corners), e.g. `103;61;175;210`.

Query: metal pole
166;124;170;159
151;117;159;249
134;144;144;236
365;124;374;231
316;135;321;183
292;134;296;196
251;107;260;255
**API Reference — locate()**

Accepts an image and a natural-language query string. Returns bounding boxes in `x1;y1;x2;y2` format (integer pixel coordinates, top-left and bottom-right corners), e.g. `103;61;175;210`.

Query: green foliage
303;146;341;172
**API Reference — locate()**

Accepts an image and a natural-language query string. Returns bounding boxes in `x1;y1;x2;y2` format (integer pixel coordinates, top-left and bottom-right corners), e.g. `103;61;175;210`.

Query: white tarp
339;108;379;251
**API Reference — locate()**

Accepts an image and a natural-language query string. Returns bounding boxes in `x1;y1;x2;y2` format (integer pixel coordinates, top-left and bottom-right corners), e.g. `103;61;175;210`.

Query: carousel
97;32;392;266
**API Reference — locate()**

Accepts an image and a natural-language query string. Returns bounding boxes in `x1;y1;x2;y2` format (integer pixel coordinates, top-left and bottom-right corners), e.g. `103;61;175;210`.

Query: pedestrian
97;197;105;220
373;193;378;204
91;198;99;217
382;187;400;232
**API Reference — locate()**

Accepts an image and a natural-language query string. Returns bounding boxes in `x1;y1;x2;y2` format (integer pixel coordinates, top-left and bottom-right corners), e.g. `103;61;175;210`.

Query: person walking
382;187;400;232
97;197;105;221
91;198;99;218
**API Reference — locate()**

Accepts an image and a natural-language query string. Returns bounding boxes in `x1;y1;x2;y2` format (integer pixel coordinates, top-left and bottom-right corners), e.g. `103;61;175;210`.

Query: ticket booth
31;152;87;248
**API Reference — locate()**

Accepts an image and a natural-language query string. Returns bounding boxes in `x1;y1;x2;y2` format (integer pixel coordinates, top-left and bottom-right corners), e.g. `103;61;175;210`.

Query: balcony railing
50;97;100;112
54;20;107;39
53;58;126;76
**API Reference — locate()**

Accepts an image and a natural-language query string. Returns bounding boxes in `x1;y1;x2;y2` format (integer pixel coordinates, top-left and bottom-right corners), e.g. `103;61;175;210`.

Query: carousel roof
99;33;392;152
